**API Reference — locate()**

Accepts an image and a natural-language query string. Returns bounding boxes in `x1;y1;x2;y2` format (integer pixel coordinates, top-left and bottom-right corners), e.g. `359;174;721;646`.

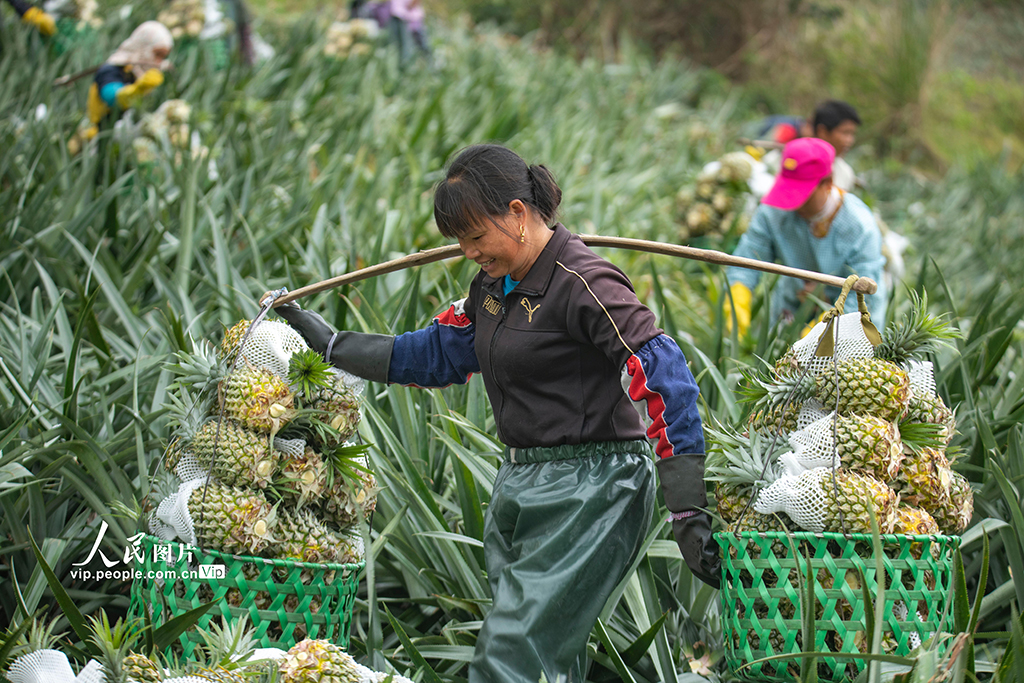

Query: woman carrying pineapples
269;144;719;683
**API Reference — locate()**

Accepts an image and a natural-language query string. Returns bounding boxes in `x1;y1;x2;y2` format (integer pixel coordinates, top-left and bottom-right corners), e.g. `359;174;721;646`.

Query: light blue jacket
727;193;887;325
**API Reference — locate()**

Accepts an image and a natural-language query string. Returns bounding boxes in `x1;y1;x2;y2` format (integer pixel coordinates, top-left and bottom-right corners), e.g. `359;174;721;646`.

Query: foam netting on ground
5;651;105;683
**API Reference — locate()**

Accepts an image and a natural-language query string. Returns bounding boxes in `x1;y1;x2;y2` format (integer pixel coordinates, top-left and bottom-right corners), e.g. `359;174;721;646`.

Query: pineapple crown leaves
322;443;373;486
169;338;228;394
287;349;334;399
704;420;787;487
897;419;948;452
86;611;139;680
196;614;260;669
737;365;813;412
875;290;962;366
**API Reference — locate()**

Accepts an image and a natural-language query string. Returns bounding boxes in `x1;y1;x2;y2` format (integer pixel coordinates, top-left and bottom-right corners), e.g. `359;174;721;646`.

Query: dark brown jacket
463;224;662;448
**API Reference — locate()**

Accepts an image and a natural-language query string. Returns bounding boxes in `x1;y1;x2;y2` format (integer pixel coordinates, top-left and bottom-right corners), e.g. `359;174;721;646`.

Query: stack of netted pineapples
160;319;376;566
158;0;206;39
709;293;972;538
712;295;972;666
676;151;766;241
323;18;379;59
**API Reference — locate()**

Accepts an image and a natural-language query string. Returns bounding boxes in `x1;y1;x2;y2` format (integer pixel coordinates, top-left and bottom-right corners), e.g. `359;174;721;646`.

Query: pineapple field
3;4;1024;682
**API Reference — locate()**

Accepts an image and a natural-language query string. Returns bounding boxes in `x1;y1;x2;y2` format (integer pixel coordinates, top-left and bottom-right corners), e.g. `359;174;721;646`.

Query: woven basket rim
138;533;367;572
714;530;962;543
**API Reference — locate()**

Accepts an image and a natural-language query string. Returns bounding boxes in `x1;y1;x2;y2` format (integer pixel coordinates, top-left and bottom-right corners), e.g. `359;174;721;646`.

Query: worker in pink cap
724;137;887;335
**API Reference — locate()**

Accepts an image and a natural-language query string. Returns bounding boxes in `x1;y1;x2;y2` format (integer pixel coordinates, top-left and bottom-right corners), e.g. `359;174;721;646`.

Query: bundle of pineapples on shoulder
152;318;377;570
711;292;972;540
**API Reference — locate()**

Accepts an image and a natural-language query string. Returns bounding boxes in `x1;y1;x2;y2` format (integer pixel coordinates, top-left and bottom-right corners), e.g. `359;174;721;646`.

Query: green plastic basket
129;534;364;659
716;531;959;682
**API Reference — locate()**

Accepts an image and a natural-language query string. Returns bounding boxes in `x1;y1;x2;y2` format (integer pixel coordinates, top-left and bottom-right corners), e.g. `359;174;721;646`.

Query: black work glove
656;452;722;589
264;296;394;383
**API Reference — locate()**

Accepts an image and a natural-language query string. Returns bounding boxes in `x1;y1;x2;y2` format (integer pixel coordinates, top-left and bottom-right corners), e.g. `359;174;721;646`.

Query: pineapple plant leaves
27;530;99;658
593;618;640;683
382;604;445;683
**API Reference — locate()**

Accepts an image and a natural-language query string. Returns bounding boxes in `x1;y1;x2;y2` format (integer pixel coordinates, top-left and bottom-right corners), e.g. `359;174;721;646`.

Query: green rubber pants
469;440;655;683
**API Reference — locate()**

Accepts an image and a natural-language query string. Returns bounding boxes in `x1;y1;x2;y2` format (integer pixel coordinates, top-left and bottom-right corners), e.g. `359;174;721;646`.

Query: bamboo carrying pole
270;234;876;306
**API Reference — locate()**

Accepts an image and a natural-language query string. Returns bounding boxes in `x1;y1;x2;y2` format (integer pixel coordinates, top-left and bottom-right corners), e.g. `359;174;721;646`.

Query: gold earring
520;224;525;243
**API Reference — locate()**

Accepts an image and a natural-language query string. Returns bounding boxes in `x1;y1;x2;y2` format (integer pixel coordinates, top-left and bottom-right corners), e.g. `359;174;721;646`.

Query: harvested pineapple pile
711;293;972;537
132;99;209;164
323;19;379;59
676;151;772;241
43;0;102;28
158;0;206;39
151;319;376;569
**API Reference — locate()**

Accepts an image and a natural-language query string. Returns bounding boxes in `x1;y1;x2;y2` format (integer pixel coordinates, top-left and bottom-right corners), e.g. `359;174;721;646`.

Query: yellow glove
86;83;110;125
744;145;766;162
22;7;56;36
799;310;828;339
115;69;164;109
723;282;752;337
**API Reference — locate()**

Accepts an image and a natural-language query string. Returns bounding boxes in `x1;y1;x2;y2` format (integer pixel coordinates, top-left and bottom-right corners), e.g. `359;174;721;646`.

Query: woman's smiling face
456;217;524;279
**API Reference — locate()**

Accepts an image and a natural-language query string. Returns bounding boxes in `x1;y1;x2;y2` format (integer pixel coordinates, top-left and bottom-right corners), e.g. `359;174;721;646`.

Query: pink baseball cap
762;138;836;210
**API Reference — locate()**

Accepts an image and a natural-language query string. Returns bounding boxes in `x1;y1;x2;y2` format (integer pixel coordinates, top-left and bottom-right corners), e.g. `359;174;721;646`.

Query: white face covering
807;186;843;237
107;21;174;78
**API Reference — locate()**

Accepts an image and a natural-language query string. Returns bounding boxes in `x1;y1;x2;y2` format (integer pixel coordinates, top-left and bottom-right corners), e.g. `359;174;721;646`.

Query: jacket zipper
488;288;508;441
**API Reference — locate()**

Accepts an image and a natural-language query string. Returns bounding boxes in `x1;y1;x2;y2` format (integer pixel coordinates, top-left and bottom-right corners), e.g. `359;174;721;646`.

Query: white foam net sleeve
791;312;875;375
783;413;841;476
274;437;306;458
330;367;366;400
75;661;106;683
906;359;937;398
151;479;206;545
235;320;309;382
754;468;831;532
352;663;415;683
172;452;208;484
5;650;80;683
796;400;829;431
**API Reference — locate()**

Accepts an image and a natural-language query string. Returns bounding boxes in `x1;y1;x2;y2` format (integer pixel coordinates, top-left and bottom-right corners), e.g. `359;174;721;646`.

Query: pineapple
321;464;378;530
817;469;898;534
833;414;903;481
705;424;786;526
221;364;295;434
220;320;251;366
893;506;940;535
274;508;358;564
746;401;801;436
932;471;973;534
188;482;277;555
904;392;956;446
124;652;163;682
279;639;362;683
176;416;280;489
894;446;953;514
191;667;246;683
743;357;912;426
277;446;328;507
311;371;362;446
